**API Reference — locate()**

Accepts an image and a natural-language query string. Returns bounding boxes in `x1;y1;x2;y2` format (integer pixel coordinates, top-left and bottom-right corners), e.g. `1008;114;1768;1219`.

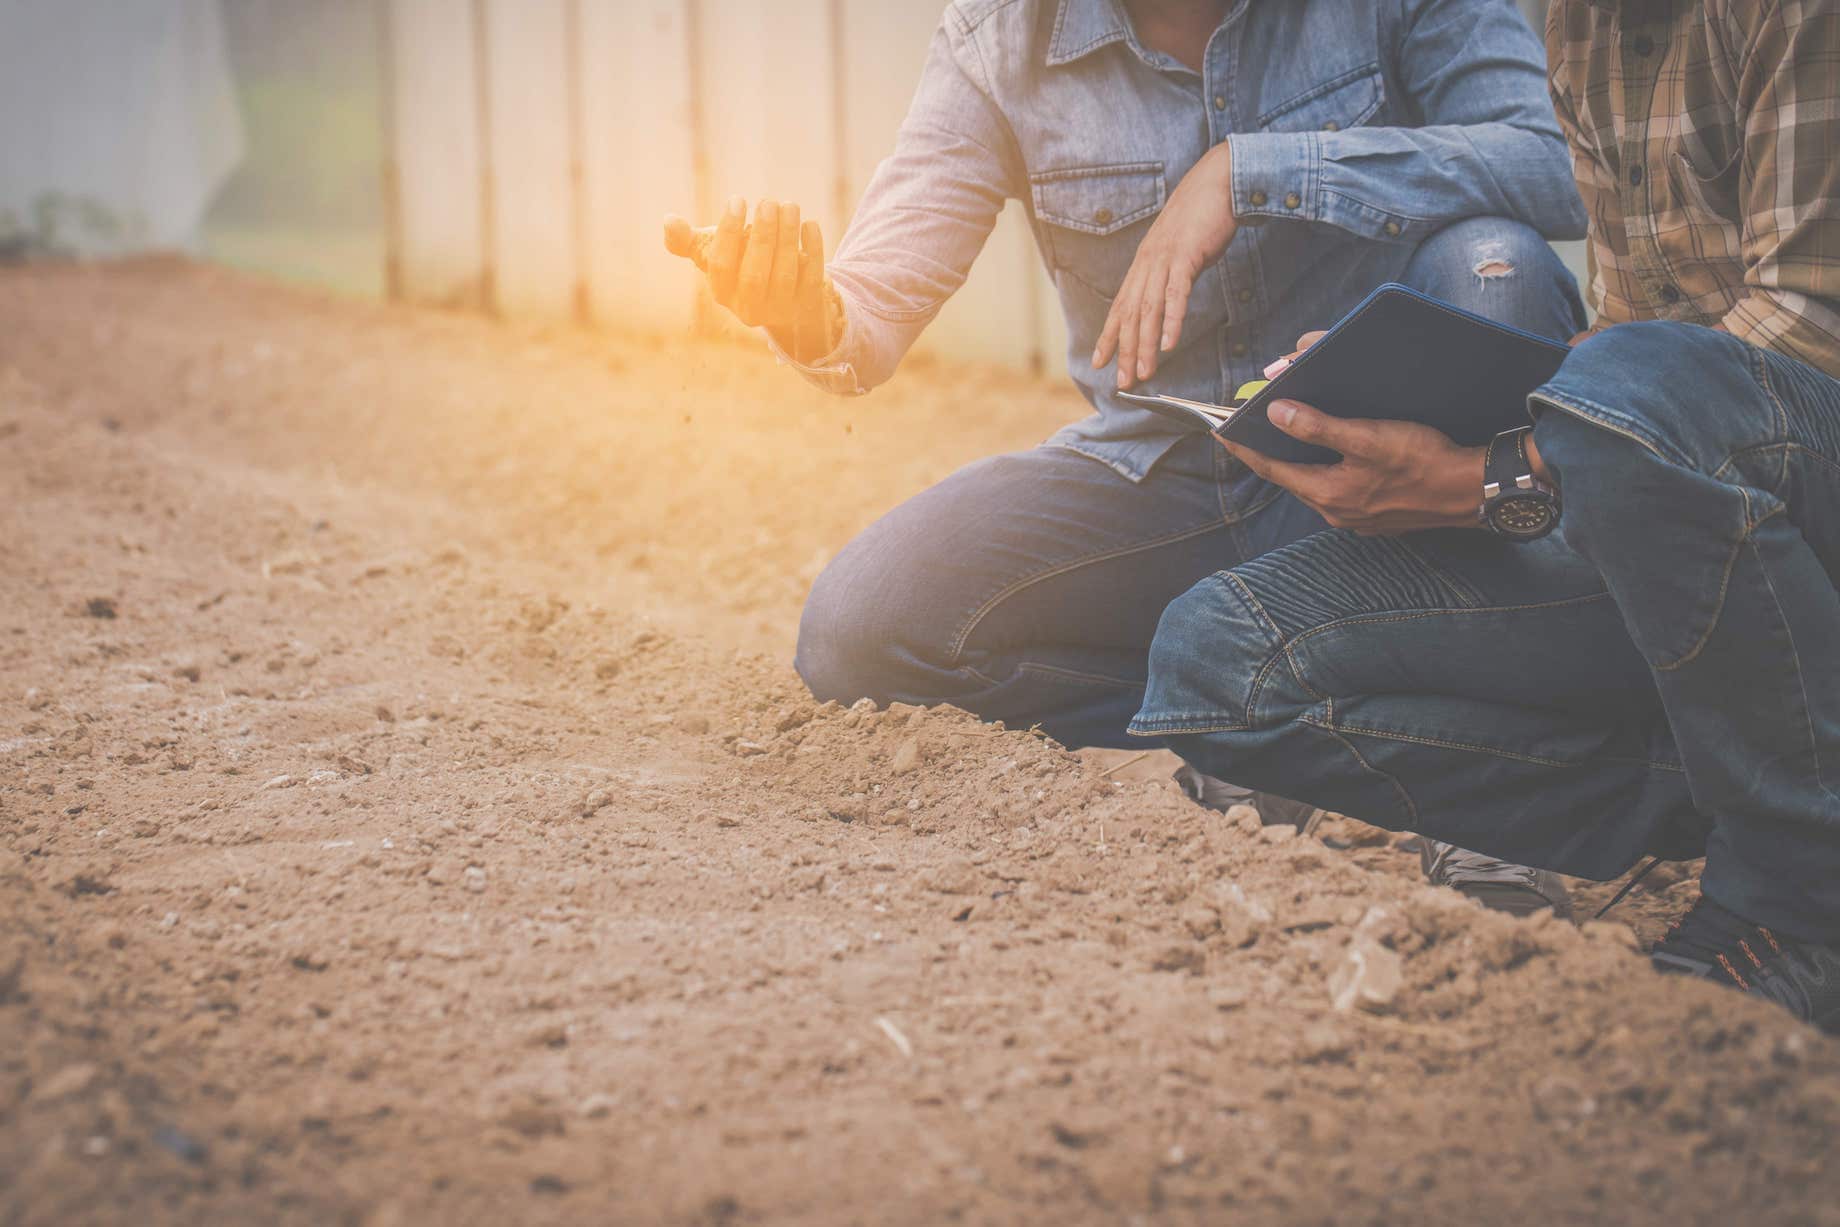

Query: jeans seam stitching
1128;718;1250;735
1530;390;1690;468
1316;719;1687;772
1228;574;1329;719
1278;592;1617;659
1749;342;1792;446
1711;442;1790;499
1746;533;1828;795
947;518;1230;663
1309;720;1421;827
1651;509;1781;673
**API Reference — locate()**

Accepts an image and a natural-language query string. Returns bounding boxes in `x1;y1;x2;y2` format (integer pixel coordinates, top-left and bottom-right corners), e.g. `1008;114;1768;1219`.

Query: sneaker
1171;766;1326;837
1419;838;1574;919
1651;896;1840;1033
1171;768;1569;917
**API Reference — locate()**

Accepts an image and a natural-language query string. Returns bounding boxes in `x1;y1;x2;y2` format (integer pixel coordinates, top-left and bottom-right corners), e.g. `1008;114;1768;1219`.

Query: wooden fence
381;0;1551;371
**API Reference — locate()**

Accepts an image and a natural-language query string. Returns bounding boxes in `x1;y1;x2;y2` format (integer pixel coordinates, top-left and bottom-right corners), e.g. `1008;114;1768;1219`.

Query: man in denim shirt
666;0;1587;910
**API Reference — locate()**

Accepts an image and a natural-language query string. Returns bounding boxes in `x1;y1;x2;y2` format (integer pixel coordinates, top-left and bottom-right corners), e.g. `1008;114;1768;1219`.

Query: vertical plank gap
565;0;591;324
375;0;404;302
471;0;498;316
829;0;850;230
684;0;714;334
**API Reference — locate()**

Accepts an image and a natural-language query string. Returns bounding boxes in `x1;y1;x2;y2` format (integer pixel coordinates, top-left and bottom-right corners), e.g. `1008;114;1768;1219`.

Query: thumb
662;215;715;271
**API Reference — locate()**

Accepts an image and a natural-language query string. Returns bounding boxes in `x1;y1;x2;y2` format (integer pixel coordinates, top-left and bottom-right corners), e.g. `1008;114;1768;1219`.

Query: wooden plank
688;0;838;342
481;0;574;317
839;2;1054;373
578;0;698;332
388;0;484;307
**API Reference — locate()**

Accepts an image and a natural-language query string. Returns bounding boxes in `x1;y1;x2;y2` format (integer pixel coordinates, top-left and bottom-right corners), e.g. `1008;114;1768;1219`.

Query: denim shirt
783;0;1587;481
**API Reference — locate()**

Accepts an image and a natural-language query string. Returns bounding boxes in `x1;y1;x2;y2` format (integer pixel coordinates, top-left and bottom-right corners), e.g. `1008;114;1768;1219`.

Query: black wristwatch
1479;427;1560;541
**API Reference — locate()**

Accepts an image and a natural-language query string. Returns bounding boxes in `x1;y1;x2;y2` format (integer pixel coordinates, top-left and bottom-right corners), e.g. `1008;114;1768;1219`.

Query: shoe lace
1655;897;1785;992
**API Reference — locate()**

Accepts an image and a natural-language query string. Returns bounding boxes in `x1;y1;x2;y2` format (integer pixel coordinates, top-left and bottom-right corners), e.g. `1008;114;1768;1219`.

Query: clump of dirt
2;260;1837;1226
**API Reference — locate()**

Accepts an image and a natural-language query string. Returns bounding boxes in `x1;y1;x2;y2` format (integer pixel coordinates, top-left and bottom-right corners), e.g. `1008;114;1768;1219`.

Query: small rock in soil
889;738;922;775
29;1062;101;1104
1149;944;1206;974
1328;938;1403;1014
1299;1023;1353;1064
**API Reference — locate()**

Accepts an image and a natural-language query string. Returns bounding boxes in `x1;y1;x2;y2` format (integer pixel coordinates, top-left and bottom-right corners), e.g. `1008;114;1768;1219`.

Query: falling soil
2;259;1836;1226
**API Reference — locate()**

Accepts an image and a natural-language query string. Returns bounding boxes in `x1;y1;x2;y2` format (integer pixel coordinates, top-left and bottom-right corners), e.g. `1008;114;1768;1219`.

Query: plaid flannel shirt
1547;0;1840;379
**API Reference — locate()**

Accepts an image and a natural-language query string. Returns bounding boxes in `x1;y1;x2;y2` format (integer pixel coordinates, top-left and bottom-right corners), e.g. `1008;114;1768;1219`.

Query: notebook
1118;283;1572;465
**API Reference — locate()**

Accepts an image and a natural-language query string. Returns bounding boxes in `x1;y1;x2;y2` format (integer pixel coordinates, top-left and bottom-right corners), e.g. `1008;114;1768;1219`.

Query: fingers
770;202;801;316
1162;271;1192;352
733;200;780;326
1293;330;1327;353
1218;438;1331;505
709;196;748;306
1093;296;1125;374
793;218;828;362
1266;399;1378;458
1114;266;1147;389
663;214;695;260
1132;265;1168;383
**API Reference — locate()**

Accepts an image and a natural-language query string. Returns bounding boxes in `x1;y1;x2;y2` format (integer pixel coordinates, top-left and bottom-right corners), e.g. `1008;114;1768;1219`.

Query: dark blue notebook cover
1122;283;1571;465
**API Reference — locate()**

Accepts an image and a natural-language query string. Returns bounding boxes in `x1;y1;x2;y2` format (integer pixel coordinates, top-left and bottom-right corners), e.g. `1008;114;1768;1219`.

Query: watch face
1492;495;1556;538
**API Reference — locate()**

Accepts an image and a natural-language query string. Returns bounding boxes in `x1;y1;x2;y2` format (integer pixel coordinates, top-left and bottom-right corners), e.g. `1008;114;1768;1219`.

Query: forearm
1227;123;1587;245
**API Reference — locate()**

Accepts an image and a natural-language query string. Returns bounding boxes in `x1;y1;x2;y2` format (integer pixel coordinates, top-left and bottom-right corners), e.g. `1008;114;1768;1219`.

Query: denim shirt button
1322;120;1340;131
1230;341;1249;358
1249;189;1268;207
1092;207;1114;225
1237;288;1254;304
1213;94;1226;111
1383;221;1402;237
1284;192;1302;209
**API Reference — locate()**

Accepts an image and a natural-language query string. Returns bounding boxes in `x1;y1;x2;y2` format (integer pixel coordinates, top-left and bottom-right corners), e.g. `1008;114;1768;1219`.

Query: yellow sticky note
1232;379;1269;403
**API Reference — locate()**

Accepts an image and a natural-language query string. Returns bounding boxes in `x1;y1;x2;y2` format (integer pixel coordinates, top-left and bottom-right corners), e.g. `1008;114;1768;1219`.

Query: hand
1220;400;1485;535
1091;143;1238;389
663;198;840;364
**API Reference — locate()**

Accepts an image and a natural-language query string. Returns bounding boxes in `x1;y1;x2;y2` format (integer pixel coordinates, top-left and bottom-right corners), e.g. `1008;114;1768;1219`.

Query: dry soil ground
3;260;1839;1226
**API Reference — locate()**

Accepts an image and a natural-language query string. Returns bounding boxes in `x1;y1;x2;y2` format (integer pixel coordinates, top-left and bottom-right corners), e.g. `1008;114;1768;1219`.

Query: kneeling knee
794;563;883;704
1135;576;1291;736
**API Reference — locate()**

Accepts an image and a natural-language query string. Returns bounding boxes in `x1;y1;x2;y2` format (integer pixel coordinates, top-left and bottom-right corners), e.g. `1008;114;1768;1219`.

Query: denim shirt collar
1045;0;1133;65
1046;0;1250;69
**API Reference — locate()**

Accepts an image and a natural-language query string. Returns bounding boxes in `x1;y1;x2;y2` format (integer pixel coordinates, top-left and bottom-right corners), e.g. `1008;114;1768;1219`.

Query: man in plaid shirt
1134;0;1840;1030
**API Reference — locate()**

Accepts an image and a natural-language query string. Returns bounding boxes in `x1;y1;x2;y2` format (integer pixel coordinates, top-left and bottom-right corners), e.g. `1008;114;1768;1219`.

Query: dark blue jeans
796;218;1584;749
1131;322;1840;940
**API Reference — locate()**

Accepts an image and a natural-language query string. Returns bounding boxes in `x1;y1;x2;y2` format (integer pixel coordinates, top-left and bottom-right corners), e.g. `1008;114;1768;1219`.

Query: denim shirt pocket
1257;63;1385;133
1030;162;1166;300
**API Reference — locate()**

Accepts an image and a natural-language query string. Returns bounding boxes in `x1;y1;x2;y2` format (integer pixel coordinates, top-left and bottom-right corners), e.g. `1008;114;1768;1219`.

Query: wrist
1431;445;1490;528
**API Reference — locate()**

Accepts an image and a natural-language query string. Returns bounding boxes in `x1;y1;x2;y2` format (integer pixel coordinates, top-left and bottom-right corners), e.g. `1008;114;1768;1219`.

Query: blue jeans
1131;321;1840;940
796;217;1584;749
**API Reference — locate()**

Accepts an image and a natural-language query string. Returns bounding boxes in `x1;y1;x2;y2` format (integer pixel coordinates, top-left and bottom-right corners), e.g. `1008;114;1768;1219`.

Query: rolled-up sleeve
1227;0;1588;245
776;11;1023;396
